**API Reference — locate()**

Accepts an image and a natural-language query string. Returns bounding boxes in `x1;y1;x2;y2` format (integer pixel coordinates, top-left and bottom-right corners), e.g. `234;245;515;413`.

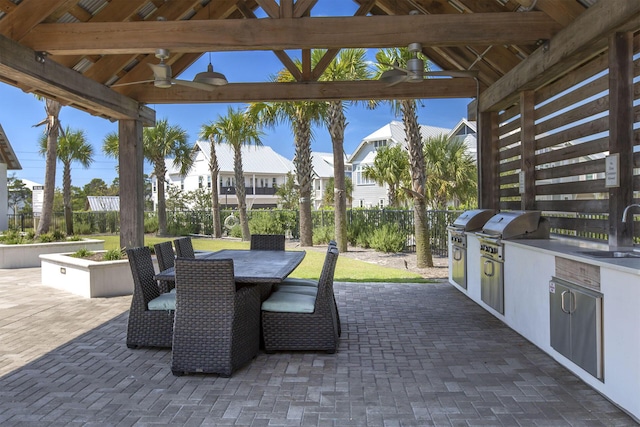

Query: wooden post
608;32;633;247
478;111;500;210
119;119;145;250
520;91;536;211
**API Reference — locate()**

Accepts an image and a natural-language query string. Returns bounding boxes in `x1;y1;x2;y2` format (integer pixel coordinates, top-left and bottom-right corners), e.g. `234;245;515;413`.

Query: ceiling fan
111;49;228;91
380;43;478;86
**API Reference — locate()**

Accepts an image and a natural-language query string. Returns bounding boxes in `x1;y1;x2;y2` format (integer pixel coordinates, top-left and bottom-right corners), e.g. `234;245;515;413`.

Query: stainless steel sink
578;250;640;258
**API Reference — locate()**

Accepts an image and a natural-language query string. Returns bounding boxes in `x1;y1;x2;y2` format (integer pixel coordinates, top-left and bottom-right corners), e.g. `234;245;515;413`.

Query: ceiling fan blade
149;62;171;80
424;70;479;78
171;79;217;91
110;79;156;88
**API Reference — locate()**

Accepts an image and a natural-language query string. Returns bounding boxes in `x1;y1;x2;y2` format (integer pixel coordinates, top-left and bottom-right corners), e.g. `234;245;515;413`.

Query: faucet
622;204;640;222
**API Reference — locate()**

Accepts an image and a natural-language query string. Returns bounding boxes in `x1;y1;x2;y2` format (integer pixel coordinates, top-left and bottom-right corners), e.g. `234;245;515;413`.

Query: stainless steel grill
475;210;550;314
447;209;496;289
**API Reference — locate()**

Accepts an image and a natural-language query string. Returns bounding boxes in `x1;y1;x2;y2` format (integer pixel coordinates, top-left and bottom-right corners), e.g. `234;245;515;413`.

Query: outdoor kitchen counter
452;233;640;422
504;237;640;275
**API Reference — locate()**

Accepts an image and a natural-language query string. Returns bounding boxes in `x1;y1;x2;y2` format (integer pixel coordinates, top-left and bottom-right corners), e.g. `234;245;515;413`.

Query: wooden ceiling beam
22;13;560;55
0;33;154;124
480;0;640;112
0;0;70;41
293;0;317;18
123;79;478;104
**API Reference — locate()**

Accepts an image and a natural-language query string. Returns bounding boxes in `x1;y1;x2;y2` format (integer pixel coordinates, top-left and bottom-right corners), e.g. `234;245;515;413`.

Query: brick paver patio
0;268;636;426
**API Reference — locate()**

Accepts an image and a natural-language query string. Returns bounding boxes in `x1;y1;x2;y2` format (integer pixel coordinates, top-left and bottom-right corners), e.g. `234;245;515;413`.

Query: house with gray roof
0;124;22;230
349;121;453;209
154;142;294;210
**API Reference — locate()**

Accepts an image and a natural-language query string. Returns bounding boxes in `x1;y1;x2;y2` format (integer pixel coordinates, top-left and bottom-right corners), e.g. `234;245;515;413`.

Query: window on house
198;176;203;189
207;175;211;188
180;179;184;191
373;140;387;149
379;199;385;209
355;164;375;185
272;177;277;187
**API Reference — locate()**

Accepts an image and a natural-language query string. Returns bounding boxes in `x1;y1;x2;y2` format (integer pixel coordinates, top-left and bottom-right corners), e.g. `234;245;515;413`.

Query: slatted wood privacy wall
495;46;640;243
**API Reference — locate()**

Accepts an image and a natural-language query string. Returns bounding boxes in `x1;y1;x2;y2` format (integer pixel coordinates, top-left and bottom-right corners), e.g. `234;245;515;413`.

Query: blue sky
0;2;472;189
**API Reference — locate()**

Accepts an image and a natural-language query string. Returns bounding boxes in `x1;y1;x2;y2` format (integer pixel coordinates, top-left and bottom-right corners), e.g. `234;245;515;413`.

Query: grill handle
483;260;495;276
453;247;463;261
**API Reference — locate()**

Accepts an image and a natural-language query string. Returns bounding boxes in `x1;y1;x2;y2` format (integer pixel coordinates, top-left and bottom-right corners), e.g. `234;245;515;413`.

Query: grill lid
449;209;497;231
481;210;545;240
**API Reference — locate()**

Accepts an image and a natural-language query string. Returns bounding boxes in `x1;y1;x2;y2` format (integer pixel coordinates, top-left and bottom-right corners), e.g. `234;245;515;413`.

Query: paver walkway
0;268;637;426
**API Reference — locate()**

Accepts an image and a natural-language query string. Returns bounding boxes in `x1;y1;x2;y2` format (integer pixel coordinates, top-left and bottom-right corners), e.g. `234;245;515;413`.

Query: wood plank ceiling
0;0;596;122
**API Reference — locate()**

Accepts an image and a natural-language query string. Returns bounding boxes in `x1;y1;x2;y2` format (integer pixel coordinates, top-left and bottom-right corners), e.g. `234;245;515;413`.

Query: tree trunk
233;146;251;240
63;161;73;235
294;117;313;247
328;101;348;252
36;99;61;236
402;99;433;267
209;143;222;238
155;164;168;236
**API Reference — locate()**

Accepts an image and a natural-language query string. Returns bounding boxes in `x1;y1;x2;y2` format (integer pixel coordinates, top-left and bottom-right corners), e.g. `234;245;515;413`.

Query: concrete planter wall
0;239;105;268
40;251;132;298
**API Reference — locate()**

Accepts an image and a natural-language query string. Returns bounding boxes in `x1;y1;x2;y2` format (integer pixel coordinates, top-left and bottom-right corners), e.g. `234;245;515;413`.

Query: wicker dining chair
173;237;195;259
154;241;175;293
277;242;342;336
171;258;261;377
250;234;285;251
126;246;175;349
261;247;340;353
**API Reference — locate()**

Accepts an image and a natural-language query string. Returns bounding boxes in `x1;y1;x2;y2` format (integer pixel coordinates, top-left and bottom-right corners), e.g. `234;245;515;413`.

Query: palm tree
199;122;223;238
33;97;63;236
363;144;410;208
214;107;263;241
375;47;433;267
103;118;193;236
39;127;94;235
249;69;327;247
424;134;477;209
319;48;376;252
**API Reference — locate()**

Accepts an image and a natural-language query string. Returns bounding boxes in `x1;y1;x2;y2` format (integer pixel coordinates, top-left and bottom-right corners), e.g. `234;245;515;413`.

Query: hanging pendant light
194;54;228;86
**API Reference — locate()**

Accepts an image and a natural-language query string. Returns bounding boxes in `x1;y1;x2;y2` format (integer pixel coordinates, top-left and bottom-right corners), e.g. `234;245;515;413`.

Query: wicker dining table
154;249;306;285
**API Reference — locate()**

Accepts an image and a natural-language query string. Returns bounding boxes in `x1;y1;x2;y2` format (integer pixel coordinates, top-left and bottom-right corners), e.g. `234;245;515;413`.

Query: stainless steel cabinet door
549;281;572;359
480;256;503;314
451;246;466;289
571;287;602;379
549;278;603;380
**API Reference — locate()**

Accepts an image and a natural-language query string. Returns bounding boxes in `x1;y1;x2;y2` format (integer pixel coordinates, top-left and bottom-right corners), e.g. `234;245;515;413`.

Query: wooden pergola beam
122;79;478;104
479;0;640;112
0;34;154;124
21;13;560;55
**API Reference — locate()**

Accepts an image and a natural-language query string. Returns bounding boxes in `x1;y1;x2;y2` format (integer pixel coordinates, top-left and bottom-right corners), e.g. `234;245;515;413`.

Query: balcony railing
220;186;276;196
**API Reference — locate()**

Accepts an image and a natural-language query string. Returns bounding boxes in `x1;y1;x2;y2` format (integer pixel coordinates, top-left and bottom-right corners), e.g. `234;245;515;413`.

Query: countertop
502;237;640;275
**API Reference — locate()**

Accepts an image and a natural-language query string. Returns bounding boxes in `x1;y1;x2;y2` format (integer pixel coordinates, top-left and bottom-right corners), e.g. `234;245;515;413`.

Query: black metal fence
6;209;462;255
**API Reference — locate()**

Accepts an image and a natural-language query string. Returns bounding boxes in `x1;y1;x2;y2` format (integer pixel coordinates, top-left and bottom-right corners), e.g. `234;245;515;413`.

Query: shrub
103;248;124;261
71;248;94;258
229;224;242;238
369;224;406;253
37;232;56;243
144;216;159;234
313;226;334;245
52;230;66;241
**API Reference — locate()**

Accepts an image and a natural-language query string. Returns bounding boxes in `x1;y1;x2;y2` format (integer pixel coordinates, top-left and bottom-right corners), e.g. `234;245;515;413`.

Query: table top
154;249;306;284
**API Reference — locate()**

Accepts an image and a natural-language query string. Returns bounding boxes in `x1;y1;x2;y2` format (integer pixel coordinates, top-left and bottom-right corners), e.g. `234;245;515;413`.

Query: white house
153;142;294;210
310;152;351;210
1;124;22;230
350;121;453;208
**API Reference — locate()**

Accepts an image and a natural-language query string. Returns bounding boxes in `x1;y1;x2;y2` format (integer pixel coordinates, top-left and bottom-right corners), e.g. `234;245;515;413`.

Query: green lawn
90;235;431;283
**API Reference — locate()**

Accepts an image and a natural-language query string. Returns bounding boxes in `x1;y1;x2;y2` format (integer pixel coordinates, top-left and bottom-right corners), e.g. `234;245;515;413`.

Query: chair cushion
261;290;316;313
148;293;176;311
276;284;318;297
281;278;317;287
